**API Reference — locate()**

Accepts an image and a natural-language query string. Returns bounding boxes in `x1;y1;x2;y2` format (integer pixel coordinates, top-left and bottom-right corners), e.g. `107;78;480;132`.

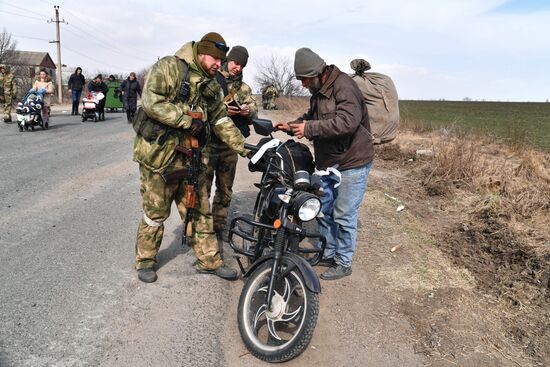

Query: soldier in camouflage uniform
0;64;17;123
133;32;251;283
204;46;257;250
262;85;278;110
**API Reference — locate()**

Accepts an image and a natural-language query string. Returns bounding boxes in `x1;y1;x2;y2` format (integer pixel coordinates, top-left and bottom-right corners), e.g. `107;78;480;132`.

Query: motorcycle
228;118;327;362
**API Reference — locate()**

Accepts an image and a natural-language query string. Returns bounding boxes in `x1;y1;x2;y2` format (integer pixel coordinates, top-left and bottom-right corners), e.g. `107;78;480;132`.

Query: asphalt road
0;109;424;367
0;111;242;367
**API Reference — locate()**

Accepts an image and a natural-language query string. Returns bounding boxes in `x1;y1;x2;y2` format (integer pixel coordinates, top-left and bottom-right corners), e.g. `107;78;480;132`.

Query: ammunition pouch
132;106;175;143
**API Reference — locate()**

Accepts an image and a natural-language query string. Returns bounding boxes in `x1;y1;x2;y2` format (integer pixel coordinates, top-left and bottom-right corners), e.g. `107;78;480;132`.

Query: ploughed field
399;100;550;151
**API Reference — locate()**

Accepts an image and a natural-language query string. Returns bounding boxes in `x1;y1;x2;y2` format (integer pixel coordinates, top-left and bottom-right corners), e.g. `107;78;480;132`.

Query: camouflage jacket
262;85;278;98
0;71;17;100
219;68;258;120
134;42;249;173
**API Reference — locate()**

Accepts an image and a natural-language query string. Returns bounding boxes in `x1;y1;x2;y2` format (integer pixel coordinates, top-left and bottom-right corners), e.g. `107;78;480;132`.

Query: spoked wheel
238;262;319;362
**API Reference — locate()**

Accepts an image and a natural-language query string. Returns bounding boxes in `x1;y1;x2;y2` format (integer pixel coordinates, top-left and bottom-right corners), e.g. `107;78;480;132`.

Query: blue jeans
71;90;82;113
316;162;373;267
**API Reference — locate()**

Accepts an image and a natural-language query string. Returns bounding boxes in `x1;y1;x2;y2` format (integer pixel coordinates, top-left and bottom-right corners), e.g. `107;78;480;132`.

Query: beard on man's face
308;77;322;94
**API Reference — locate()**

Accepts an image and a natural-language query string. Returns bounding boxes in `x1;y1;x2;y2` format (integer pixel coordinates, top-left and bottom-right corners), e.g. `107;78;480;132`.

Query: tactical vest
214;72;250;139
132;59;191;144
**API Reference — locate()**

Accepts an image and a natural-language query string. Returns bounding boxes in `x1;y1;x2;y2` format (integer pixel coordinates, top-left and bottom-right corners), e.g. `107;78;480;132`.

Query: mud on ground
374;132;549;366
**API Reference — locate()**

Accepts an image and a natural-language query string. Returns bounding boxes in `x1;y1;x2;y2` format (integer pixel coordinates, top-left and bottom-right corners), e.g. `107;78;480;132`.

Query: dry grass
274;95;309;115
424;136;550;220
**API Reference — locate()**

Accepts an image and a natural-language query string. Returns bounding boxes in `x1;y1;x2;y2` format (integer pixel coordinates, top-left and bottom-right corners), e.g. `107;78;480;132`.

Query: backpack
248;138;315;181
350;59;399;144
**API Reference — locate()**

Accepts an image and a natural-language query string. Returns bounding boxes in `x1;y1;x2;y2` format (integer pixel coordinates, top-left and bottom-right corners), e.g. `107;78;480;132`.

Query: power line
60;5;152;57
13;34;51;42
1;1;48;19
63;45;125;70
0;9;48;21
62;24;151;63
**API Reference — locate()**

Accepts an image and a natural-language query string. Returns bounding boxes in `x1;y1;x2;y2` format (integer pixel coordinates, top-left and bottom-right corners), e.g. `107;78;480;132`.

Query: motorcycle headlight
292;192;321;222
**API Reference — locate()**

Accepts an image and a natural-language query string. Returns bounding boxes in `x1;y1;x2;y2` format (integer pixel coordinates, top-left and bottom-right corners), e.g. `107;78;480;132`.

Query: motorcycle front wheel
238;261;319;362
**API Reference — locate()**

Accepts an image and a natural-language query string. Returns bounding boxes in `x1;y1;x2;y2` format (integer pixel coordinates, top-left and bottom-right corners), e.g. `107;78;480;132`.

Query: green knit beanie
197;32;229;60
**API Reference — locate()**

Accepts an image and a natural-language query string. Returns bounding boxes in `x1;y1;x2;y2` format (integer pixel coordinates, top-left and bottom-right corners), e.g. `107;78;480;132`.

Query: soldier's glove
189;119;203;136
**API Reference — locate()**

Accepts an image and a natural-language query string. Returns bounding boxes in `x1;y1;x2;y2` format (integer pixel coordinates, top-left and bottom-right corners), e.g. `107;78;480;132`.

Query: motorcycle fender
244;252;321;293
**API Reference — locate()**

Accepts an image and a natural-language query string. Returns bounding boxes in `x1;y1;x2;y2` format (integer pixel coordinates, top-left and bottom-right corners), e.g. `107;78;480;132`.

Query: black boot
216;232;225;260
197;264;238;280
137;268;157;283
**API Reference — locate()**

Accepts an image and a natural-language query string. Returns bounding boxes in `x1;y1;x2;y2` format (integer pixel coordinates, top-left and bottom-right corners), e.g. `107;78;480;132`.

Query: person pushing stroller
87;75;108;121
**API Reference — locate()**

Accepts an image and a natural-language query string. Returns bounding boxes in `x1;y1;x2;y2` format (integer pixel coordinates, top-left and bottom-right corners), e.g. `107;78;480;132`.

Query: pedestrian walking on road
33;69;55;125
87;75;108;121
68;67;85;115
120;72;141;122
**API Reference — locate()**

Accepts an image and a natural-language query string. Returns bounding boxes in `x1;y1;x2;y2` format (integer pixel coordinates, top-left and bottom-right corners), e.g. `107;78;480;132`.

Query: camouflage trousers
262;96;277;110
201;142;238;233
135;154;222;271
1;99;13;120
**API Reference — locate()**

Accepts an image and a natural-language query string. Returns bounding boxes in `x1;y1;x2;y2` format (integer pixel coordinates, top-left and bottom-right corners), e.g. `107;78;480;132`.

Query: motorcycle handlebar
244;143;260;152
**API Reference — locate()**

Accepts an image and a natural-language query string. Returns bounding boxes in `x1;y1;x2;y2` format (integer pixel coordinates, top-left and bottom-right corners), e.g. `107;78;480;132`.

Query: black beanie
227;46;249;67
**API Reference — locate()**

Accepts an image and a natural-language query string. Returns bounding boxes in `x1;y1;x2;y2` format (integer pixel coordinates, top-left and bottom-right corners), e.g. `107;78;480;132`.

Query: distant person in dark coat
87;74;108;120
68;67;85;115
120;72;142;122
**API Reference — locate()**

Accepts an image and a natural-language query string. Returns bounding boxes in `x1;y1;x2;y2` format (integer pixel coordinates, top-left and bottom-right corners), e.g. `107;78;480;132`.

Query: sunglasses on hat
205;40;229;52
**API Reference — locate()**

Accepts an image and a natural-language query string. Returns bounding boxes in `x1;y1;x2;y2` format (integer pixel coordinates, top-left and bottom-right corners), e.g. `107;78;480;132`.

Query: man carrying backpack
274;48;374;280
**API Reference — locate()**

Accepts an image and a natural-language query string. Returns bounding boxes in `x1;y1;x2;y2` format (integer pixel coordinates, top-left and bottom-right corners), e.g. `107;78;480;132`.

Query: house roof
12;51;56;69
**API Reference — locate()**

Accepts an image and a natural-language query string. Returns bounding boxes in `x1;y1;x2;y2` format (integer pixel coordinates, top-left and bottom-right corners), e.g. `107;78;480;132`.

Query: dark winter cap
197;32;229;60
227;46;249;67
294;48;326;78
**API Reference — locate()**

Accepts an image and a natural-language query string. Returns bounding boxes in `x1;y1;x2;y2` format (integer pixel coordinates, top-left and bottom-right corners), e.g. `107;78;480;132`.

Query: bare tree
254;55;307;96
0;28;18;65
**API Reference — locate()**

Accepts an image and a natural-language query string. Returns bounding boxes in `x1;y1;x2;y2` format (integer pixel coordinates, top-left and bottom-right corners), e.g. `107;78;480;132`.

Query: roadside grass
399;100;550;151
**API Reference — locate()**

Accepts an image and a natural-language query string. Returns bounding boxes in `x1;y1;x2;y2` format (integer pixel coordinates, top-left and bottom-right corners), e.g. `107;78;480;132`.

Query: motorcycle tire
237;261;319;362
82;116;86;122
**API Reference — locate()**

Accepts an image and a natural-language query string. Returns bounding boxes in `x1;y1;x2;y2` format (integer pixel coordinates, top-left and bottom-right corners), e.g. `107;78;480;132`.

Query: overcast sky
1;0;549;101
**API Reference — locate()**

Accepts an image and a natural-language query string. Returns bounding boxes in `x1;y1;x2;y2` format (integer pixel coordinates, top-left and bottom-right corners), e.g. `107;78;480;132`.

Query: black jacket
68;74;85;91
120;78;142;99
87;80;108;94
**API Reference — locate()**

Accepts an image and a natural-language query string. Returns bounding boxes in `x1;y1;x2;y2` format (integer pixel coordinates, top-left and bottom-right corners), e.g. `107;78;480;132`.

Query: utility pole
48;6;66;104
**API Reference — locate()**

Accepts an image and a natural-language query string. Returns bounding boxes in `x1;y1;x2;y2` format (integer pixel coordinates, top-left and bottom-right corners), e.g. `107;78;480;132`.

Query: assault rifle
161;112;203;247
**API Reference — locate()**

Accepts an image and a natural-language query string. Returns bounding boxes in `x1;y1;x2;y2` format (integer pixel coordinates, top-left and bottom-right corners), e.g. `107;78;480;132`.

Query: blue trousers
317;162;373;267
71;89;82;114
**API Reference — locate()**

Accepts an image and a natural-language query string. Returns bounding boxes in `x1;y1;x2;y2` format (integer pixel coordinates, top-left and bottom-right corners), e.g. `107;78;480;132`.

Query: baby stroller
16;89;48;131
81;92;104;122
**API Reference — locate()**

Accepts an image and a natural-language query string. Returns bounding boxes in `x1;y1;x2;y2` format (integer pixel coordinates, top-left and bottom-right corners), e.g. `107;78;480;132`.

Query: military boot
216;231;225;260
197;264;238;281
137;268;157;283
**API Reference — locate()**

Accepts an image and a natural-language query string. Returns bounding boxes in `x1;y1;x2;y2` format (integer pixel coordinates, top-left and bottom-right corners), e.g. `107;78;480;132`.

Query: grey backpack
350;59;399;144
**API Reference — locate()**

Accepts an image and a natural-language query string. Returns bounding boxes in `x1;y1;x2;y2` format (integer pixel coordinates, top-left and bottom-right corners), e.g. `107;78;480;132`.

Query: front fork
265;228;286;311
